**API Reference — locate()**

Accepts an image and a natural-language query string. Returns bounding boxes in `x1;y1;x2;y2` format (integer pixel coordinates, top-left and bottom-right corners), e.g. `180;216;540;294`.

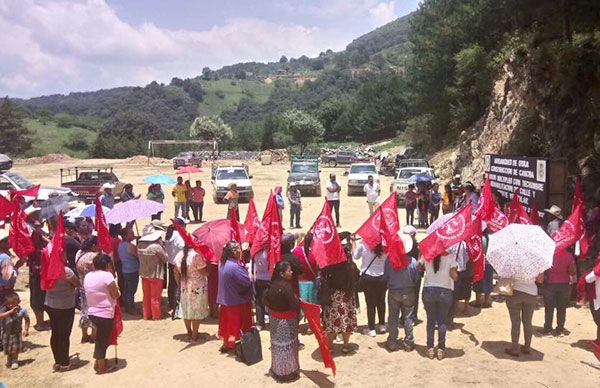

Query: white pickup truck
0;170;75;202
211;164;254;204
346;163;379;196
390;167;438;205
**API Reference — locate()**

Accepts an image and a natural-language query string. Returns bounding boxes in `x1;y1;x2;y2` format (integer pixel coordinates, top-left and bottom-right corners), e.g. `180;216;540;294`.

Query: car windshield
4;172;34;188
397;169;425;179
291;164;317;173
216;169;248;180
350;165;376;174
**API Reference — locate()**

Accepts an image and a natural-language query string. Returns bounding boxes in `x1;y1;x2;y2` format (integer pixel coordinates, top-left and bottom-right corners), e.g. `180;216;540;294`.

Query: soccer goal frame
147;140;218;164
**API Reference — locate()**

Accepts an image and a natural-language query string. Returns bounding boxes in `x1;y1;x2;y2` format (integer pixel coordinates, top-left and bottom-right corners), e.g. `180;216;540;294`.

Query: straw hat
101;182;116;190
543;205;563;220
24;205;41;216
139;220;165;242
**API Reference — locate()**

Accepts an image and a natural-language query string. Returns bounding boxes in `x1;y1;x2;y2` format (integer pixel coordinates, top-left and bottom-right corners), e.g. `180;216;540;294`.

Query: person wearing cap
384;234;418;351
450;174;462;191
137;221;168;320
25;205;50;331
287;185;302;229
172;176;189;222
544;205;563;236
326;173;342;227
99;183;115;209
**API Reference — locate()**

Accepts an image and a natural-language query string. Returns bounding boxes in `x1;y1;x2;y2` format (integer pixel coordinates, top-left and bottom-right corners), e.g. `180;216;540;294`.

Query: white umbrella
105;198;165;224
487;224;555;280
65;203;111;218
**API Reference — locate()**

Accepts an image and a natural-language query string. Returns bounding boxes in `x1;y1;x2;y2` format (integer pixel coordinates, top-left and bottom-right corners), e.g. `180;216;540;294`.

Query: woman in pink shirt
84;254;120;374
541;248;575;336
189;180;206;223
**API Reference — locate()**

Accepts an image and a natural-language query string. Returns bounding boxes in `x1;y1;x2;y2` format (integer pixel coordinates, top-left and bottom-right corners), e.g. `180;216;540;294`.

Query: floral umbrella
105;198;165;224
487;224;555;280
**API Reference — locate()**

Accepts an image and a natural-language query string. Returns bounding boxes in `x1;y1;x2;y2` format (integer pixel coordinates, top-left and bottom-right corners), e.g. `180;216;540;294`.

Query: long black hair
303;232;313;260
433;255;442;273
374;243;384;257
221;241;239;264
180;245;190;280
81;236;98;252
271;261;291;282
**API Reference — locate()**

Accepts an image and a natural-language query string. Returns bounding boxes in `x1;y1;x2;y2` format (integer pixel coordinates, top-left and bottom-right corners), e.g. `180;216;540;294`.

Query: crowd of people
0;174;599;384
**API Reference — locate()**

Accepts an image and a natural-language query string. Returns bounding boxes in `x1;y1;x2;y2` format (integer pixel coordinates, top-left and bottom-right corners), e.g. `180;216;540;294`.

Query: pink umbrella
193;219;245;262
105;198;165;224
176;166;203;175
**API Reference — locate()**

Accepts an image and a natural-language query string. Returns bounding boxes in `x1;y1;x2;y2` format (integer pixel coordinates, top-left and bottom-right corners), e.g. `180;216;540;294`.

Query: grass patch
198;79;273;116
23;118;97;158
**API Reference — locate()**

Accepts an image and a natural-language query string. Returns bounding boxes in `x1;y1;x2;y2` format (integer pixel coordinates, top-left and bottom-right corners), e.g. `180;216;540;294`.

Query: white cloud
369;1;398;27
0;0;350;97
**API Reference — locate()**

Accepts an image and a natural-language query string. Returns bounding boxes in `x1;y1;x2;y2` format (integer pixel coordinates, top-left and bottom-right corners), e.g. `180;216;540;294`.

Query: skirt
324;290;357;336
2;332;21;356
473;262;494;294
270;314;300;380
454;271;473;301
207;264;219;306
299;280;318;304
218;302;253;348
180;285;210;320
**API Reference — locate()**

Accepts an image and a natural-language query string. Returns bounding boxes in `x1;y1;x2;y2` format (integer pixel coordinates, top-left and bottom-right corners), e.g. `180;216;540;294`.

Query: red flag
529;200;541;225
308;201;346;269
9;184;40;200
419;204;473;261
40;212;66;290
300;301;336;376
590;340;600;362
172;220;214;262
8;198;34;258
572;177;591;258
0;194;12;221
250;194;282;273
229;207;243;244
487;206;509;232
243;198;260;244
573;176;584;211
109;304;124;346
475;177;494;221
356;193;399;249
465;216;485;282
552;203;585;250
95;195;112;254
508;191;531;225
379;208;409;270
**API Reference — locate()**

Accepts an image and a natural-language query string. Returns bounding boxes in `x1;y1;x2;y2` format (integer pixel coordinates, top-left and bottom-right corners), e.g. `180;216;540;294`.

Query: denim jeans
174;202;186;219
122;272;139;311
543;283;570;330
422;286;453;349
405;204;416;226
290;204;301;227
387;289;415;345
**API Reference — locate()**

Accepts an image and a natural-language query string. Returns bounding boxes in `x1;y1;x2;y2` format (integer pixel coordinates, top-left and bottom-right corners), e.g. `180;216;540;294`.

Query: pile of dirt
126;155;171;165
256;149;289;162
16;153;74;165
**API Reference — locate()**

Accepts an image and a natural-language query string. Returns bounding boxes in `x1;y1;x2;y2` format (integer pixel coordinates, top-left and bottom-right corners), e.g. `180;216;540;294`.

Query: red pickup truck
60;167;126;203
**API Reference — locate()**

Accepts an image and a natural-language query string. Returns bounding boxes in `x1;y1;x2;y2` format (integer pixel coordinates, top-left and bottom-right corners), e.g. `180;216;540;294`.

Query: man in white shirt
326;173;341;227
363;175;380;215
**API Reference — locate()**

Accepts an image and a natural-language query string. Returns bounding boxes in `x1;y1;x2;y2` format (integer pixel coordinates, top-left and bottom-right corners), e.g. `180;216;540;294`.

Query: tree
190;115;233;145
0;97;32;155
279;55;288;63
278;109;324;154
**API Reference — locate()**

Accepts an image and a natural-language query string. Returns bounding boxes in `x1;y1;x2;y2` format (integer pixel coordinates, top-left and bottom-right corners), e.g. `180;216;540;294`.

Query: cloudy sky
0;0;420;98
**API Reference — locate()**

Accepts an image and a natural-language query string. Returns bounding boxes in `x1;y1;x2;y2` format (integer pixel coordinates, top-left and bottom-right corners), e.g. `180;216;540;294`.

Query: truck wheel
315;187;321;197
328;160;337;167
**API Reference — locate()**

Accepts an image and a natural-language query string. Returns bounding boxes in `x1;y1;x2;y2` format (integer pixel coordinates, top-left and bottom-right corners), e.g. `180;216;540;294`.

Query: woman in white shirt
585;270;600;343
504;273;544;357
421;252;458;360
354;242;387;337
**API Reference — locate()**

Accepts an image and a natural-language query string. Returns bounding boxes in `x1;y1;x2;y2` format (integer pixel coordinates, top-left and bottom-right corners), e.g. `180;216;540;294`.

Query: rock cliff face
451;45;600;202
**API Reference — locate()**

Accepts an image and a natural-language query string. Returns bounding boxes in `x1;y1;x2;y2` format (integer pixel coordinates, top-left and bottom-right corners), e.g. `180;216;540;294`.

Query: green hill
197;79;274;117
23;118;97;158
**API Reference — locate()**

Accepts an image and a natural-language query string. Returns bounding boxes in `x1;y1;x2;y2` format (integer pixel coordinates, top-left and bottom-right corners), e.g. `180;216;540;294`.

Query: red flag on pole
419;204;473;261
95;195;113;254
356;193;400;249
308;200;346;269
379;208;409;270
40;212;66;290
552;203;585;250
487;206;509;232
243;198;260;243
507;191;531;225
250;194;282;273
0;194;12;221
8;198;34;258
475;176;494;221
529;200;541;225
9;184;40;200
300;301;336;376
465;216;485;283
109;304;123;346
172;220;214;261
572;177;591;258
229;207;243;244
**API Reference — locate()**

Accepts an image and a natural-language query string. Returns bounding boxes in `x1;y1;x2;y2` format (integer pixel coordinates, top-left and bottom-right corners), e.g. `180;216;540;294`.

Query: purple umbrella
105;198;165;224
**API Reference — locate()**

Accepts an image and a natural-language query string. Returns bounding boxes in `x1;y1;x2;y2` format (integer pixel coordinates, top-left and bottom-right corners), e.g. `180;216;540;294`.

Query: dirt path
2;158;598;387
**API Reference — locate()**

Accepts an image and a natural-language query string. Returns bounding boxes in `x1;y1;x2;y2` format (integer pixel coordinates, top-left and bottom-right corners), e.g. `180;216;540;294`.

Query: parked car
0;154;13;171
60;167;125;203
346;163;379;196
173;151;204;170
211;164;254;204
390;167;438;206
321;151;370;167
287;156;321;196
397;159;430;169
1;170;75;202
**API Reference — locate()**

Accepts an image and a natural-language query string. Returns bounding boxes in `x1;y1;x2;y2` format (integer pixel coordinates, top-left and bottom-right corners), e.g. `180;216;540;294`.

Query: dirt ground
2;158;599;387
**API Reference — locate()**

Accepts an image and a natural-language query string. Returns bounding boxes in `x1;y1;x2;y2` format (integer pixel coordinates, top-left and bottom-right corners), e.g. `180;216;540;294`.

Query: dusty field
2;158;599;387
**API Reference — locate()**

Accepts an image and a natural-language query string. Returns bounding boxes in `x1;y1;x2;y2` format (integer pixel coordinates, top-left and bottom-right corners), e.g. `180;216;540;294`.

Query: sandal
427;348;436;359
436;349;445;360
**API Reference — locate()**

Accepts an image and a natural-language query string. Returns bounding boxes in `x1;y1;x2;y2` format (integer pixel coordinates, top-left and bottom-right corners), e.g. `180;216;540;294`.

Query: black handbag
356;256;379;293
235;328;263;365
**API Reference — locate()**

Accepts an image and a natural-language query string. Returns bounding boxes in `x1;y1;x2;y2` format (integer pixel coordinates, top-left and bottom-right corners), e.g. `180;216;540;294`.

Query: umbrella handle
135;221;139;236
